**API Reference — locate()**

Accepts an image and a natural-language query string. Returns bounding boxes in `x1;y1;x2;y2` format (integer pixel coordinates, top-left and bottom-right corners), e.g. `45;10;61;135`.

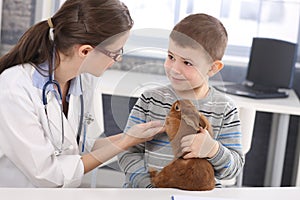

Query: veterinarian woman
0;0;164;187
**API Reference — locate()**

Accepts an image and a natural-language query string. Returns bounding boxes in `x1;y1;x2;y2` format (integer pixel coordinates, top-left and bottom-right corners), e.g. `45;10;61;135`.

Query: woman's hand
83;121;164;173
181;127;219;159
122;121;165;148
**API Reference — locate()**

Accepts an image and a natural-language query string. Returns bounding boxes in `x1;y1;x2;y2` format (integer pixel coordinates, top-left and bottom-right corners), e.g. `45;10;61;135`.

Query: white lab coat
0;64;102;187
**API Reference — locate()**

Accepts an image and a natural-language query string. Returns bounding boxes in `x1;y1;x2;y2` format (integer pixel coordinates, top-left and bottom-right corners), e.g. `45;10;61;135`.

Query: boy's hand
181;127;219;159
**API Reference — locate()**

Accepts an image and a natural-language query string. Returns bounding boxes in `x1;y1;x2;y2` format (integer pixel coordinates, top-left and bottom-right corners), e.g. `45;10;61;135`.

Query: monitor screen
246;37;297;89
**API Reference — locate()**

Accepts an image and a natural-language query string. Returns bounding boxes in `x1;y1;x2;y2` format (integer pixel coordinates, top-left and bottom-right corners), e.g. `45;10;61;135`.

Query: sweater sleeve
118;95;152;188
208;103;245;180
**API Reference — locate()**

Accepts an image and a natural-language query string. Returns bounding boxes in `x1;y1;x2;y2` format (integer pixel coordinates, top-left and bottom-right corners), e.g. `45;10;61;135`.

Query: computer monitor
246;37;297;89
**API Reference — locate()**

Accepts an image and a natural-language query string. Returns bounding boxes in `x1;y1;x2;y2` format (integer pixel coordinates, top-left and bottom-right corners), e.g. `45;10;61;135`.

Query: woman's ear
207;60;224;77
78;45;94;58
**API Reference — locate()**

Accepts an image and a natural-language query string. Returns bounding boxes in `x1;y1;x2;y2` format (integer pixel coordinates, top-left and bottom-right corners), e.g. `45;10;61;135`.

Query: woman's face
78;31;130;77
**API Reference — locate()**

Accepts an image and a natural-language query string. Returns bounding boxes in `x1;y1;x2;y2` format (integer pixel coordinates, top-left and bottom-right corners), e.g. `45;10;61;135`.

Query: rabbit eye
174;103;180;111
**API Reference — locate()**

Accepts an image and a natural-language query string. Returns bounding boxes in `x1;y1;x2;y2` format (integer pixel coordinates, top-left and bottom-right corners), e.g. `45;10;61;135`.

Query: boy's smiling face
164;39;220;98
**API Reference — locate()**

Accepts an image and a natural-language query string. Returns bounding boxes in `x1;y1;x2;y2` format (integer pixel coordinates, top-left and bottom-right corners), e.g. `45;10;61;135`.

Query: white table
1;187;300;200
94;69;300;187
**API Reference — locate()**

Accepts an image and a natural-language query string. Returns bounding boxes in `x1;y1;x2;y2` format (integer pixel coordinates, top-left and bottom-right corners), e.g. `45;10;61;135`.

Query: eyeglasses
96;46;123;62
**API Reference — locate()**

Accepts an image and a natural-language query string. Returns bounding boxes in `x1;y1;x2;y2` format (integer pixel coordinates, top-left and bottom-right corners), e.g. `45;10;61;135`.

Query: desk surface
1;187;300;200
97;70;300;115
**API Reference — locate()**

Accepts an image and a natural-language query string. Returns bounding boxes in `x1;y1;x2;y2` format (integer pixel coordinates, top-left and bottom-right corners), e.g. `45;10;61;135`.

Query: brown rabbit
149;100;215;191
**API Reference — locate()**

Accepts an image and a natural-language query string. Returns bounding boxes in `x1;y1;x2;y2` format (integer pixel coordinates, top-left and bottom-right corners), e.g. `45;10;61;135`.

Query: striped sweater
118;85;244;188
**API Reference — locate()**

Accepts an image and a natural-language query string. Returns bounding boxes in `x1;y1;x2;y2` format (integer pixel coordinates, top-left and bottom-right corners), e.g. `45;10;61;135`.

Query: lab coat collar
32;62;83;99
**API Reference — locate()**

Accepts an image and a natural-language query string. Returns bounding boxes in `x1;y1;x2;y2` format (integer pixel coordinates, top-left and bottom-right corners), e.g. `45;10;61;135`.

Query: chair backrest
221;106;256;187
238;107;256;154
239;107;256;154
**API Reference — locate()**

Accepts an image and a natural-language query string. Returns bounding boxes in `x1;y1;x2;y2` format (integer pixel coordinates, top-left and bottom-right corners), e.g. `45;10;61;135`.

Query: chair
221;106;256;187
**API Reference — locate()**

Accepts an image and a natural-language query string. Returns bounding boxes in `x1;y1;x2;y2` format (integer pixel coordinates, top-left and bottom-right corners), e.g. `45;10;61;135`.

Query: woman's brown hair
170;13;228;61
0;0;133;74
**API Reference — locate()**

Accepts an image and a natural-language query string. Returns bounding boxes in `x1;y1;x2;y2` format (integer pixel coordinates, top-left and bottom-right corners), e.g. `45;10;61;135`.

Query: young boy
118;13;244;188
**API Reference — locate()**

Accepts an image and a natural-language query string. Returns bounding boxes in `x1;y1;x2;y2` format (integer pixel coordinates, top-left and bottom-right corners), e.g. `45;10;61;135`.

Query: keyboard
213;83;289;99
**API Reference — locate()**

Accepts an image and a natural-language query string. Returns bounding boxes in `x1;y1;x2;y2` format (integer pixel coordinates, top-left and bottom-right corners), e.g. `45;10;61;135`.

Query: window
122;0;300;66
0;0;2;40
34;0;63;22
40;0;300;66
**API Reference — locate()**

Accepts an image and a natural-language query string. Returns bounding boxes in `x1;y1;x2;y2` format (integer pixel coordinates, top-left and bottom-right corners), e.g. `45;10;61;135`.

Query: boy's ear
207;60;224;77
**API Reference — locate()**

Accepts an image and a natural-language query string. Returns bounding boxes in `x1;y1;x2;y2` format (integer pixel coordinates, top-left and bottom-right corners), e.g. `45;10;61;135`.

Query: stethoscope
41;50;85;156
42;73;85;156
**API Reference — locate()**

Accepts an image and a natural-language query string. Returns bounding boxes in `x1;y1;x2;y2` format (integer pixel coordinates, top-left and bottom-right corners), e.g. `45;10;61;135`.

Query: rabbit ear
182;114;199;131
199;113;214;136
199;113;208;129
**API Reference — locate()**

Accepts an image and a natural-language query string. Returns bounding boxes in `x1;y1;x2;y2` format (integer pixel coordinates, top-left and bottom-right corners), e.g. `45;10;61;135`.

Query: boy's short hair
170;13;228;61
